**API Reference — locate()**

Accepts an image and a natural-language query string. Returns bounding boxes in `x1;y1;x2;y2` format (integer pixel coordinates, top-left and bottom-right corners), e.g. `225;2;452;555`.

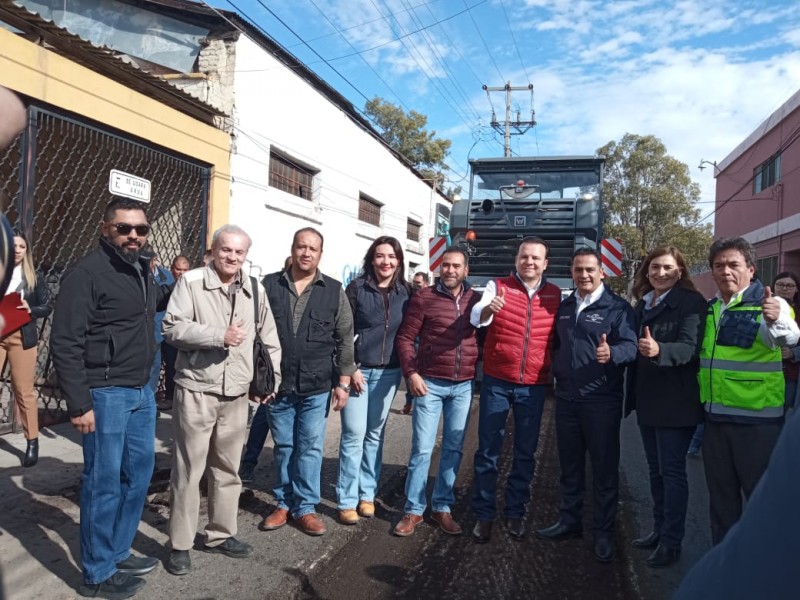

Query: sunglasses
111;223;150;236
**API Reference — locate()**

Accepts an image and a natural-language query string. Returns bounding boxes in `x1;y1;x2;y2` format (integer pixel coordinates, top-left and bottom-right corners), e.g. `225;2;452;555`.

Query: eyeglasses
111;223;150;236
775;283;797;290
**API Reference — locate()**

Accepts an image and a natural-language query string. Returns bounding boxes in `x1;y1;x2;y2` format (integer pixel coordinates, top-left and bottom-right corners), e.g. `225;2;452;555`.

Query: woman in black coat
626;246;708;568
0;230;51;466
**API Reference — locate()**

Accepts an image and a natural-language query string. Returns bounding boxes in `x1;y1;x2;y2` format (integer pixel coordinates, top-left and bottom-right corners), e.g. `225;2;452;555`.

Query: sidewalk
0;392;419;600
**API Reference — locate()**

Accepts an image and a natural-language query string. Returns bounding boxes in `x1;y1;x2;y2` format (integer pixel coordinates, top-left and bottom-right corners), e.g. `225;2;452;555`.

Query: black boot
23;438;38;468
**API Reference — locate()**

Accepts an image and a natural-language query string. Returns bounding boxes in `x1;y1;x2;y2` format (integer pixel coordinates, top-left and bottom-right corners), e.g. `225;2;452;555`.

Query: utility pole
483;82;536;157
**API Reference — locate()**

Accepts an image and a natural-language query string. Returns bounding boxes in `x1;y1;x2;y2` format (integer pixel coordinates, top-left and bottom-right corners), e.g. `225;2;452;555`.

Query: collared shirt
575;284;606;318
642;288;672;311
282;268;357;376
470;273;544;327
715;286;800;350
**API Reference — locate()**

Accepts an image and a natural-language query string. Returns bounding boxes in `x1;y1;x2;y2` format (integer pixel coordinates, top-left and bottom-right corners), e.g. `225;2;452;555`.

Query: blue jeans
266;391;330;518
404;378;473;515
80;386;156;584
640;425;695;548
472;375;546;520
337;367;402;509
242;403;270;468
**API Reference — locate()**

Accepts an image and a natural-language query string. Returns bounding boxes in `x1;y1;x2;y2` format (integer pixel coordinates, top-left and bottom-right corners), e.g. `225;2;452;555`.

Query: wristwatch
335;383;351;393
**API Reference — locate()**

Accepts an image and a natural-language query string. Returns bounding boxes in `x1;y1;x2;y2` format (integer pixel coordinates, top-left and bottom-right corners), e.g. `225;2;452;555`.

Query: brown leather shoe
296;513;326;536
431;511;462;535
393;514;424;537
338;509;359;525
259;508;289;531
357;501;375;518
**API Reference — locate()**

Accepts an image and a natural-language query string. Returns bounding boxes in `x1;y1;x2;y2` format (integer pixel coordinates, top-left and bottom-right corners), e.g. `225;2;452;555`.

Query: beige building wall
0;28;231;238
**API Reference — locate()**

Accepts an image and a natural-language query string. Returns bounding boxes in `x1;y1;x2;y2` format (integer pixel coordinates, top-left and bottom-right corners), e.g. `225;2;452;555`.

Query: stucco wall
230;35;443;282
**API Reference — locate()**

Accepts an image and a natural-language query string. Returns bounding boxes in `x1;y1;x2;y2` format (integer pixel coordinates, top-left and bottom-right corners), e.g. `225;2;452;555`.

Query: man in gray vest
258;227;356;536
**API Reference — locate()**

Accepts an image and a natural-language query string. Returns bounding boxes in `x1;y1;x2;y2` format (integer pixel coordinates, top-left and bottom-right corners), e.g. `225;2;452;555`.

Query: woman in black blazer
0;230;51;466
626;246;708;568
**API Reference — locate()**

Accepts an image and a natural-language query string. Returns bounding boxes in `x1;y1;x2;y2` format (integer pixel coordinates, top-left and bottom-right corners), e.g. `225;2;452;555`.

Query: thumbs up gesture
596;333;611;364
762;286;780;324
488;286;506;315
638;325;660;358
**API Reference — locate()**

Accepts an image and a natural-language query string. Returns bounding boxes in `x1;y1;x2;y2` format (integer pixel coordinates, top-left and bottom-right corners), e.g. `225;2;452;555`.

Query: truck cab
450;155;604;292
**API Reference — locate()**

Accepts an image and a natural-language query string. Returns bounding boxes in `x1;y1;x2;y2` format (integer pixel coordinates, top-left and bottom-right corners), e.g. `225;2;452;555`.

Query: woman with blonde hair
626;246;708;568
1;229;50;466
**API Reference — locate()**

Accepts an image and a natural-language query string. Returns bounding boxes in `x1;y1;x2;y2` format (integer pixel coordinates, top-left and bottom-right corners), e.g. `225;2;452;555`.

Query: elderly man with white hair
162;224;281;576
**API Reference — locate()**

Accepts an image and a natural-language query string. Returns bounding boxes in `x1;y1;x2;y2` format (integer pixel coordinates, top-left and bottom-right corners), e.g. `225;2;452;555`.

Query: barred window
269;151;315;200
756;255;778;288
359;194;382;226
753;153;781;194
407;218;421;242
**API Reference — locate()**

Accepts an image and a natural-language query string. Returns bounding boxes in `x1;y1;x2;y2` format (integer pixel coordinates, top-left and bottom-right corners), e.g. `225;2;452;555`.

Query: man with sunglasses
51;198;171;600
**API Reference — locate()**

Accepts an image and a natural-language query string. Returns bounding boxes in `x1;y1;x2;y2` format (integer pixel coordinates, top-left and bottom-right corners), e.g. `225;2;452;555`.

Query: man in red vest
469;236;561;542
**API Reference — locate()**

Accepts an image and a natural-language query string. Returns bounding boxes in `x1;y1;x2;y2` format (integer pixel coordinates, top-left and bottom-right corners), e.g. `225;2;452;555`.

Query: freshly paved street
0;390;713;599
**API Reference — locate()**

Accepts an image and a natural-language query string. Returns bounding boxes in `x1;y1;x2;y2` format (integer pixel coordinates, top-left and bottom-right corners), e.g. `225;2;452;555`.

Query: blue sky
209;0;800;219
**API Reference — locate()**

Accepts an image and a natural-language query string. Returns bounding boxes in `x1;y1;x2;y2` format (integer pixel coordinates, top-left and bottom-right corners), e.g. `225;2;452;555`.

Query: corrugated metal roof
0;1;227;125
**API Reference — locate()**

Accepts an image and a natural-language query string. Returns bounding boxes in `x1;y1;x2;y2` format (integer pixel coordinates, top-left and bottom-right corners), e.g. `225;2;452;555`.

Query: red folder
0;292;32;338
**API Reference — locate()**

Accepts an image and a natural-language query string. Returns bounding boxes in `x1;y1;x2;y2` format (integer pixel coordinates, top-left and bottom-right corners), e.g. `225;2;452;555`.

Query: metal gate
0;105;210;434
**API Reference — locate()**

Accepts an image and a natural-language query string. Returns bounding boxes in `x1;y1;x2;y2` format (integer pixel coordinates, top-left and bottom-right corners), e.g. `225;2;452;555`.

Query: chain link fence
0;106;210;434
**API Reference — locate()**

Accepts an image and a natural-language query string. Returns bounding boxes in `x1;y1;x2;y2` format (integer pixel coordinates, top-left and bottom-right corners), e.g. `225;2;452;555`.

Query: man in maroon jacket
469;237;561;543
394;247;480;537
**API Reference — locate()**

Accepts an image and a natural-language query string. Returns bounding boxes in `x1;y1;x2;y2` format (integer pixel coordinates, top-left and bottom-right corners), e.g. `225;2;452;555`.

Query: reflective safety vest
699;290;784;420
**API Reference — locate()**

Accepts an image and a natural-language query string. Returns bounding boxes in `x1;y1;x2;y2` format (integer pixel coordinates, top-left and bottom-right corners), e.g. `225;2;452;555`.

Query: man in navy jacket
535;248;637;563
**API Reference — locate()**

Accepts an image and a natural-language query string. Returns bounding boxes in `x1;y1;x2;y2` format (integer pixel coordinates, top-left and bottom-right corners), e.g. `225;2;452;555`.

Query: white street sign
109;169;151;203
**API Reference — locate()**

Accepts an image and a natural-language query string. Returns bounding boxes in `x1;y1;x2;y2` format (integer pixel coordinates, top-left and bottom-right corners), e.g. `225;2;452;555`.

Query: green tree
364;97;452;184
598;133;713;296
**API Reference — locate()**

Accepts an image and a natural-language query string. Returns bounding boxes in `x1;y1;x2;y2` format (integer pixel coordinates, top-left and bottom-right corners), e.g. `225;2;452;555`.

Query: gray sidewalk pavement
0;391;419;600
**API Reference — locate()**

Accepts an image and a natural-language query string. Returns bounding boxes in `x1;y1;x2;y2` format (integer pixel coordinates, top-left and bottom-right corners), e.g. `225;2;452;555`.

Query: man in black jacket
51;198;170;600
535;248;637;563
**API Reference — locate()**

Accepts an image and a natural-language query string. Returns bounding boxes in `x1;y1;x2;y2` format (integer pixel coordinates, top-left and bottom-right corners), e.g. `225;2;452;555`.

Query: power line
461;0;504;83
398;0;483;122
498;0;532;85
304;0;411;112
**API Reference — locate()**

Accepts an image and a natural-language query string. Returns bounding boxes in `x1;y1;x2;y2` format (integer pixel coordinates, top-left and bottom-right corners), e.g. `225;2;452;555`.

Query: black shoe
116;555;159;576
632;531;660;549
506;517;526;540
23;438;38;468
535;521;583;541
594;536;615;563
646;544;681;568
165;550;191;576
78;572;145;599
472;520;493;544
203;537;254;558
238;462;255;484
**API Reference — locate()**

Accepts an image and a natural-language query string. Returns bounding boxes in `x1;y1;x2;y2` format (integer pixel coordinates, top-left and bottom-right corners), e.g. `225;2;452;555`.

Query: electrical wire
304;0;411;112
461;0;504;82
498;0;532;85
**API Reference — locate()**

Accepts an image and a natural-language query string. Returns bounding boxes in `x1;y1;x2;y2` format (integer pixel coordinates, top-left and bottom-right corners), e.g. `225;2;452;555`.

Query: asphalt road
0;388;714;600
303;393;714;600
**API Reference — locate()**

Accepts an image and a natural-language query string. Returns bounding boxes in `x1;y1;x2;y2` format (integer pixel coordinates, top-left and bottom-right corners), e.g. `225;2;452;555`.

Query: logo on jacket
584;313;604;323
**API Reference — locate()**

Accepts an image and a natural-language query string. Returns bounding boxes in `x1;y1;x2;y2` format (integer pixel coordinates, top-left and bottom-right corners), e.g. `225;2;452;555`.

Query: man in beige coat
162;224;281;576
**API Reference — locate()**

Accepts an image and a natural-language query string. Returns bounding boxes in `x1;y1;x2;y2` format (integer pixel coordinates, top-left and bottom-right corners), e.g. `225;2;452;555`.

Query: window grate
269;152;314;200
359;194;382;226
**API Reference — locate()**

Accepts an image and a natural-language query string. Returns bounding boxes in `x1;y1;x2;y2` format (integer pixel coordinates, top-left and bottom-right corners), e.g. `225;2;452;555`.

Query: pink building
693;88;800;299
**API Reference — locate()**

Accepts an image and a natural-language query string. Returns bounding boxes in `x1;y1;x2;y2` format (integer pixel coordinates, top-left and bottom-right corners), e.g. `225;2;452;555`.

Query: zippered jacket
162;265;282;397
346;276;410;368
396;280;479;382
482;275;561;385
551;285;637;401
50;237;170;416
699;280;784;423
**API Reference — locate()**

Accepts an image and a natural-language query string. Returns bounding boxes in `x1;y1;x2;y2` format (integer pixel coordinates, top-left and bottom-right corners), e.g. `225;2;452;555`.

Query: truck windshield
473;169;600;202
